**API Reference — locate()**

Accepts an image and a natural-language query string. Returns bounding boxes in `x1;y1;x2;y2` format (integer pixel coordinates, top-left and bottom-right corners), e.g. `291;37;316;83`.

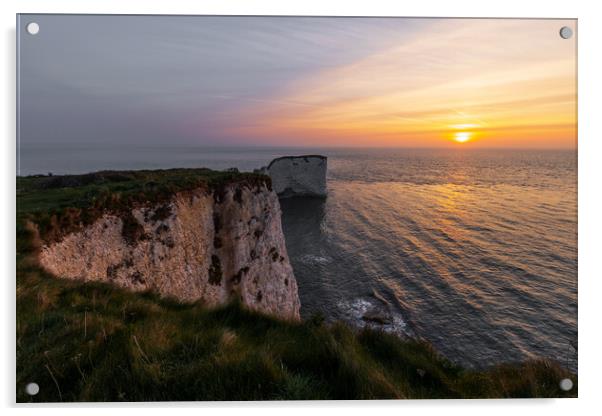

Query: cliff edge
19;169;300;320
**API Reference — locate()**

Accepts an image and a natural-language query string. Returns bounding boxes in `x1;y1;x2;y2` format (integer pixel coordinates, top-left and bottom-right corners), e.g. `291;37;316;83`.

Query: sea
18;144;578;371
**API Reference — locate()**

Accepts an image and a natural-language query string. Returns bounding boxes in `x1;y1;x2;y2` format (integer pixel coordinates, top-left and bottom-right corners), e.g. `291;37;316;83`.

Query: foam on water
336;297;411;337
298;254;333;265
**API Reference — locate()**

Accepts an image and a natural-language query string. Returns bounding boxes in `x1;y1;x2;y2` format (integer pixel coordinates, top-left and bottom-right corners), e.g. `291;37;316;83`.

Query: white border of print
2;0;600;415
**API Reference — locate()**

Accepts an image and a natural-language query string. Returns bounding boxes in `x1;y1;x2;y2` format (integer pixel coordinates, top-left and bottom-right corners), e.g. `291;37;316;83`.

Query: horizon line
19;143;578;151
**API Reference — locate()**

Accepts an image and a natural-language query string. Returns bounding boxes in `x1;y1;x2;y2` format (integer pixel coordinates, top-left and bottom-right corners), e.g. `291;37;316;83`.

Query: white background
2;0;601;414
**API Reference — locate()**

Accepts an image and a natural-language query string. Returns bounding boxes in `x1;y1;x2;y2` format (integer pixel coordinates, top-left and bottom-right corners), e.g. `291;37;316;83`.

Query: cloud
228;19;576;147
18;16;576;148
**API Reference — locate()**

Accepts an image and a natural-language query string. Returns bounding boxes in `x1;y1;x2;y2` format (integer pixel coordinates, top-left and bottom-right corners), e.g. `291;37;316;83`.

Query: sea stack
263;155;327;198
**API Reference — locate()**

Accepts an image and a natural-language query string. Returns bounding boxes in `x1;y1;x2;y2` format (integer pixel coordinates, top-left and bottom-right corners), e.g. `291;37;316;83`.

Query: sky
18;15;577;149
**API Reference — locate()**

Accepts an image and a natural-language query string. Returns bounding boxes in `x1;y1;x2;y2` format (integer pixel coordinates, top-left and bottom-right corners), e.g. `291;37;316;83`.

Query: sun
453;131;472;143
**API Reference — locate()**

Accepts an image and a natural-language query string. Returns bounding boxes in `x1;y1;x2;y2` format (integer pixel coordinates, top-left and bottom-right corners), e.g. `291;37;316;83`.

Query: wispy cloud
228;19;576;148
20;16;576;148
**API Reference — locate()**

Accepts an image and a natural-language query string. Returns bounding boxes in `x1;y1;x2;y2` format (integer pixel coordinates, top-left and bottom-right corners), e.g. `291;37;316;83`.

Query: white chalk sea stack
37;183;300;321
265;155;327;198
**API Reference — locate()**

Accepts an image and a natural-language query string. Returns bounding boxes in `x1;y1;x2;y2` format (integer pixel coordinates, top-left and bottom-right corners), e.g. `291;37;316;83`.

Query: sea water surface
19;145;578;371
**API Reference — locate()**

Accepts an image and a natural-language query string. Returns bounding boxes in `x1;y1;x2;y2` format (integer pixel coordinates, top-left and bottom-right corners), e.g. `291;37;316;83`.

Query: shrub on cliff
17;168;271;243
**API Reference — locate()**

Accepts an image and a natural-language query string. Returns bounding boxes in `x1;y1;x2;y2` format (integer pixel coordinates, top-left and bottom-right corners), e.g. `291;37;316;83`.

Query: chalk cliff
37;181;300;320
264;155;327;198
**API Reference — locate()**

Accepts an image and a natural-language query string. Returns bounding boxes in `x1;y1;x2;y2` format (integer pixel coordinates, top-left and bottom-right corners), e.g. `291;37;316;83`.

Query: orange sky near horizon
225;19;576;149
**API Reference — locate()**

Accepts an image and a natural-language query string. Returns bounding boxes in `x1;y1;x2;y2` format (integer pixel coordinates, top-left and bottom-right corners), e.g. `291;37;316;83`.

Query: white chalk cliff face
267;156;327;198
37;183;300;321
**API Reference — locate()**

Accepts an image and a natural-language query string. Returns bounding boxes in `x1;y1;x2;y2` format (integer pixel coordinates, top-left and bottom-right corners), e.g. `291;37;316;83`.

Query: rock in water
37;182;301;321
266;155;327;198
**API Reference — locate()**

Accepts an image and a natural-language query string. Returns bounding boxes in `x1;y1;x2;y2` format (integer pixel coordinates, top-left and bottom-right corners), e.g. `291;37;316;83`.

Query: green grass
17;168;270;243
16;169;577;401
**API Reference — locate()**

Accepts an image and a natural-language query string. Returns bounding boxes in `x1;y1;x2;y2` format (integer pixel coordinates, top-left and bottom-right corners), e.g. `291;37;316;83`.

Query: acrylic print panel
16;14;577;402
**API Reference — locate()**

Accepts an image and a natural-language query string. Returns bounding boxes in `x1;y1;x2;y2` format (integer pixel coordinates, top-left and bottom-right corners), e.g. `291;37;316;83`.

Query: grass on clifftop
16;266;577;402
17;168;269;243
16;169;577;401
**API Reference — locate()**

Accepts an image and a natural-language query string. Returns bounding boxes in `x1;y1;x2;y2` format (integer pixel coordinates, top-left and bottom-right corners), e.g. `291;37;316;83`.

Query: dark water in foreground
19;145;578;371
